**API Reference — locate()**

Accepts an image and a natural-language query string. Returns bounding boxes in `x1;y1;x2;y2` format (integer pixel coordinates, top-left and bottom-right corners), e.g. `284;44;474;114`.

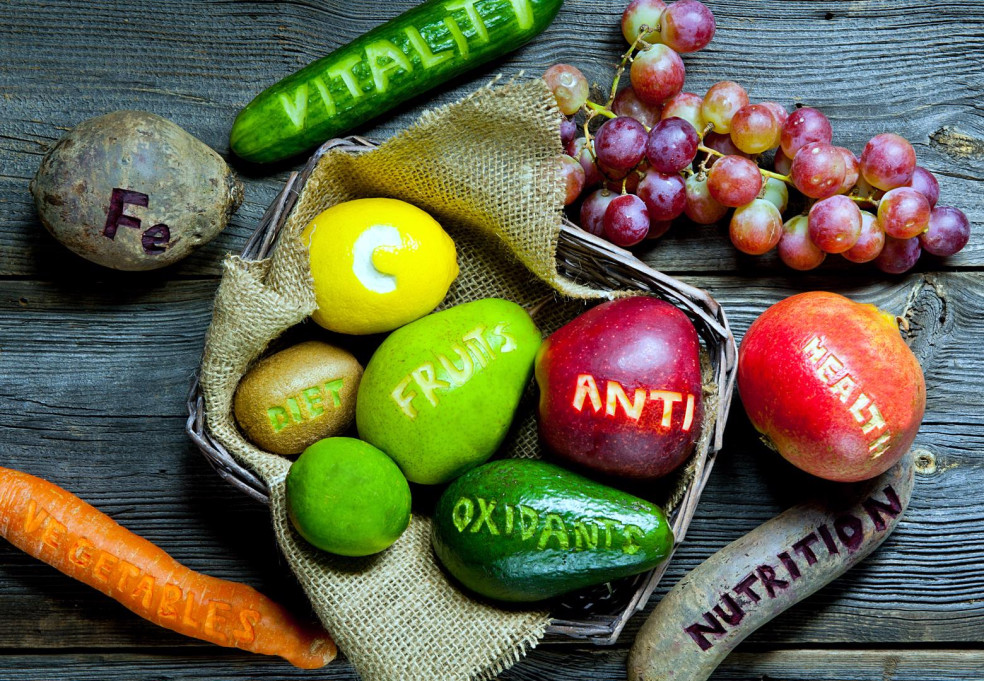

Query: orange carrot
0;466;335;669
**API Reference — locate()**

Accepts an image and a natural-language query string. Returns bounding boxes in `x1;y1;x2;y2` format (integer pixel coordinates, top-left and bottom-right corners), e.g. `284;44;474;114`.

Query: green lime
286;437;412;557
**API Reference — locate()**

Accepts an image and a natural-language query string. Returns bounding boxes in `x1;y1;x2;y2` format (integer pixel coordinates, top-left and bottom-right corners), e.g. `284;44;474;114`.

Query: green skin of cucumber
230;0;565;163
432;459;674;602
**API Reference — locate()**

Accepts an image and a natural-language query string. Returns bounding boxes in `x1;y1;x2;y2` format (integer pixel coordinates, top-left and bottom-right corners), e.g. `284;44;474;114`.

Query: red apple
535;297;704;480
738;291;925;482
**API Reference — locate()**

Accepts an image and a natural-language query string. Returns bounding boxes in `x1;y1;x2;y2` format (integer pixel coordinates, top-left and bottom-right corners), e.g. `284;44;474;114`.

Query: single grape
779;107;833;158
594;116;648;171
561;117;577;151
790;142;846;199
907;166;940;208
661;92;706;133
809;195;862;253
762;176;789;212
835;147;860;194
843;211;886;263
860;133;917;191
684;174;729;224
878;187;931;239
604;193;651;247
854;174;880;200
875;236;921;274
703;131;751;166
630;44;686;106
579;188;619;236
559;154;586;206
778;214;826;270
621;0;668;44
613;86;662;128
773;149;793;175
707;155;763;207
647;219;673;240
730;199;783;255
637;170;687;221
543;64;590;116
730;104;781;155
702;81;749;134
606;166;645;194
646;117;699;173
760;101;789;128
920;205;971;256
570;137;603;188
659;0;716;53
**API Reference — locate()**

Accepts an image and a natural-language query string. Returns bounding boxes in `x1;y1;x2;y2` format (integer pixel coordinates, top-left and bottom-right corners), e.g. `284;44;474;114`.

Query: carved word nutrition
267;379;344;433
571;374;697;432
452;496;648;554
278;0;537;128
803;335;892;458
103;188;171;255
17;498;261;646
683;484;903;651
391;323;516;419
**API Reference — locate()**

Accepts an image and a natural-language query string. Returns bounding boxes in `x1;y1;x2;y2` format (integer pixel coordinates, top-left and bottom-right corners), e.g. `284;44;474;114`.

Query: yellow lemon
302;198;458;335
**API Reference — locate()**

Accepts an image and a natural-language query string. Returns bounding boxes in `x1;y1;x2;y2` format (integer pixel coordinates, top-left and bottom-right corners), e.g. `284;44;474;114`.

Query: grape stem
584;101;617;119
697;144;791;183
848;194;880;207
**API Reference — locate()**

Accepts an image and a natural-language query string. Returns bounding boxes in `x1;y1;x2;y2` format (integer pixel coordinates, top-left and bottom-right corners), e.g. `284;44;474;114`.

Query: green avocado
356;298;541;485
432;459;674;602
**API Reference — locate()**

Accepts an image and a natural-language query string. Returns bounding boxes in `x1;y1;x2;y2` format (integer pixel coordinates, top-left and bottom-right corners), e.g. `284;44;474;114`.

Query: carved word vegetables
230;0;565;162
0;467;335;668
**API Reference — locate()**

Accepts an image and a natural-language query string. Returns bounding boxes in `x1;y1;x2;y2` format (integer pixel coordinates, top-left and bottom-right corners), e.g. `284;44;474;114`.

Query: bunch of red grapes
544;0;971;273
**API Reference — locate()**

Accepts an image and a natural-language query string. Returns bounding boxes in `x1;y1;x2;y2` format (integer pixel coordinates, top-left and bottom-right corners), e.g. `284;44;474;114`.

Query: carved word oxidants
451;496;647;555
391;323;517;419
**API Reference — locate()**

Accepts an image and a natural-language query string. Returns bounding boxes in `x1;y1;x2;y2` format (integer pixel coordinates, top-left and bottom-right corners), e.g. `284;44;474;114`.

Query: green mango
356;298;541;484
432;459;674;602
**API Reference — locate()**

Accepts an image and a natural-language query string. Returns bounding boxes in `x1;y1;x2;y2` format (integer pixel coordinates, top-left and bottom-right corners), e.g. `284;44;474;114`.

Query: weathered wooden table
2;0;982;679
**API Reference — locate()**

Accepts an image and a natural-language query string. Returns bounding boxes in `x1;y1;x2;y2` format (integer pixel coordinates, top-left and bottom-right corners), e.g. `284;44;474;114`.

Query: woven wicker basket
186;136;737;645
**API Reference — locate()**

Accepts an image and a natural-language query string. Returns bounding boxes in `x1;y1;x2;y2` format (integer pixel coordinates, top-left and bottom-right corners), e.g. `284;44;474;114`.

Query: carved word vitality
278;0;537;129
683;484;904;651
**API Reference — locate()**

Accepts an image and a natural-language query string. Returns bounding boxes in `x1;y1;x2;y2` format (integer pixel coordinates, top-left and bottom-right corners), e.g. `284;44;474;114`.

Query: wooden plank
0;648;982;680
1;0;982;277
1;273;982;651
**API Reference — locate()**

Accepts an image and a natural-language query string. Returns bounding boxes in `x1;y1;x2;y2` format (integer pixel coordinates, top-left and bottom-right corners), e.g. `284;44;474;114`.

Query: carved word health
802;335;891;458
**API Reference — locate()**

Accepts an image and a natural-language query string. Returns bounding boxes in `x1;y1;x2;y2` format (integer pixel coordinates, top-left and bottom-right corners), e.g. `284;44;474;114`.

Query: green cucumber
432;459;674;602
230;0;565;163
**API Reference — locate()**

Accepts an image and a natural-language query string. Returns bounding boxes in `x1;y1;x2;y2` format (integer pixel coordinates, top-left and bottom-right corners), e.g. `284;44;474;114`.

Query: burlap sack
199;77;621;681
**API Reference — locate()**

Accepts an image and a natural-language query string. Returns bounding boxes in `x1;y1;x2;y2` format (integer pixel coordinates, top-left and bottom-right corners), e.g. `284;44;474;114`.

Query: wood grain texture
0;649;982;681
1;0;983;678
0;0;982;277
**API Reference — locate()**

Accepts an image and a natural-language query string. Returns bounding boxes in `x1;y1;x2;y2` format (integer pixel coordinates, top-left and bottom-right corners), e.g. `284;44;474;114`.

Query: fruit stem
759;167;791;183
585;100;617;119
607;31;651;108
848;194;880;207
